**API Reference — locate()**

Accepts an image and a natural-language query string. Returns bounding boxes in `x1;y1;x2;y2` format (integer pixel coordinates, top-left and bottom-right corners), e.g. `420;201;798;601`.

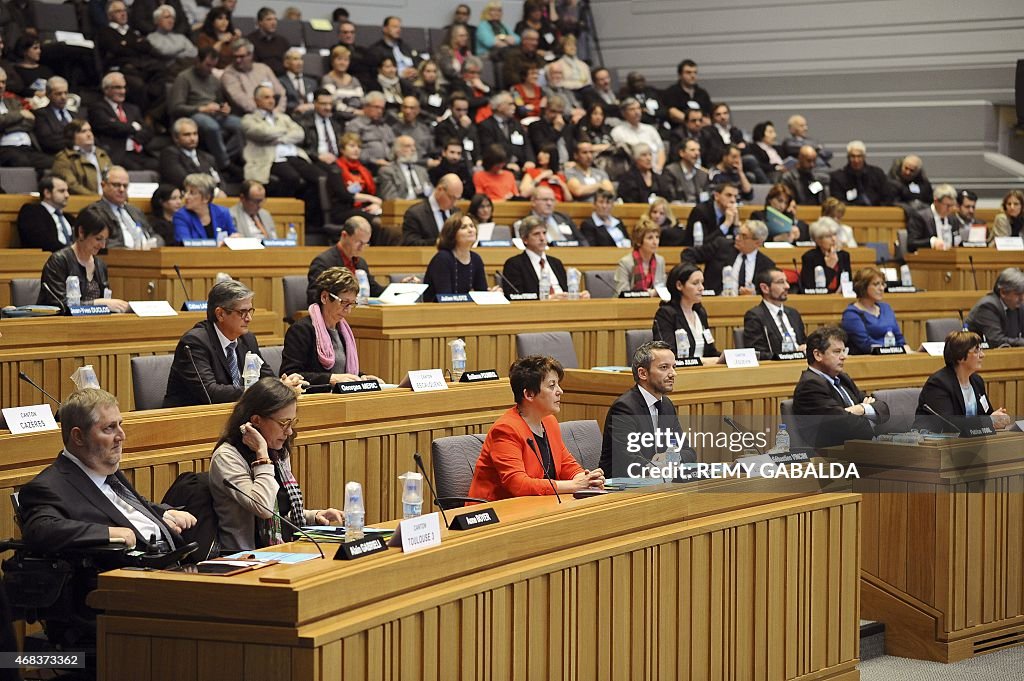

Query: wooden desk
0;311;280;411
835;433;1024;662
906;248;1024;292
346;292;985;381
89;483;861;681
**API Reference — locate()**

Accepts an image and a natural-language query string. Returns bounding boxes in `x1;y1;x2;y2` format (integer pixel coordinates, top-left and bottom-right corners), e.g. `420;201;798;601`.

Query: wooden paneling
905;248;1024;293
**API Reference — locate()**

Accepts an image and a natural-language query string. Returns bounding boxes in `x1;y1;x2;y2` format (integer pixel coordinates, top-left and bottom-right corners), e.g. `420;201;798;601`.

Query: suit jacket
681;240;774;294
17;202;75;252
306;245;384;303
433;117;481;164
163;319;275;407
92;200;164;249
799;247;852;292
682;199;733;247
229;203;278;239
906;206;962;252
172;204;236;242
376;162;431;201
467;407;586;502
88;99;154;166
966;292;1024;348
18;453;179;552
240;110;310;183
914;366;995;432
599;386;696;478
653;302;719;357
501;251;567;296
781;167;829;206
698;125;745;167
159;145;220;189
299;112;345;160
279;72;318;113
34;105;85;155
828;163;893;207
51;147;113;195
401;198;446;246
663;162;709;203
0;94;37;141
792;369;890;448
477;115;535;167
579;217;626;248
743;301;806;360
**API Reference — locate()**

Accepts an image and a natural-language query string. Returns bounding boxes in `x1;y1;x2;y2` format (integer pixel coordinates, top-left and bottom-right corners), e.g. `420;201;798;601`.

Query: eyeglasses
271;416;299;429
226;307;256;318
328;292;358;310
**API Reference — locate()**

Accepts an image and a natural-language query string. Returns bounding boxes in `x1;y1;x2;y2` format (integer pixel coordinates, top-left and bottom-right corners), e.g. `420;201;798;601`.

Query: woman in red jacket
468;356;605;501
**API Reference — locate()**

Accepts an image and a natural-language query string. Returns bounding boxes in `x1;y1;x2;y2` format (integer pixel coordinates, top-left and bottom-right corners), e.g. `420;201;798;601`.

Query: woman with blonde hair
320;45;365;115
614;216;666;296
821;196;858;247
476;1;519;55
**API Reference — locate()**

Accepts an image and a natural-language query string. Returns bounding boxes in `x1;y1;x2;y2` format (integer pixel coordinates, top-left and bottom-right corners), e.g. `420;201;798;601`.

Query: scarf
257;451;305;546
308;303;359;374
632;249;656;291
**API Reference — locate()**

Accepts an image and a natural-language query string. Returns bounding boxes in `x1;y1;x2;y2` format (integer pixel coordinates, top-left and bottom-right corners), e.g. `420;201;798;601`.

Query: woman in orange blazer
468;356;605;502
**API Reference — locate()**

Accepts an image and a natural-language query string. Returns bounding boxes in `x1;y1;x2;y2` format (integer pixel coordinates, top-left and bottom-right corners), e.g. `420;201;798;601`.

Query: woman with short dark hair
654;263;719;360
840;266;906;354
423;213;489;302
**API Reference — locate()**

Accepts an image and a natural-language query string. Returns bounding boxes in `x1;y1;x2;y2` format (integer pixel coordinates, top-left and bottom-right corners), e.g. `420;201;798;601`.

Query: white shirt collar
637;384;660;410
213;322;237;354
62;449;108;489
762;299;787;318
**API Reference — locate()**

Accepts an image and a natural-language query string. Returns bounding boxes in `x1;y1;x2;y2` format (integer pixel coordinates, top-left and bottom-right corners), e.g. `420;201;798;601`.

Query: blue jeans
192;113;242;167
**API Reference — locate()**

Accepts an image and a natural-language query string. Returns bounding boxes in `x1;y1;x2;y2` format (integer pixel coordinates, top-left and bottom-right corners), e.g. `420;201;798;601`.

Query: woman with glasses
209;377;344;553
840;267;906;354
173;173;237;242
281;267;381;387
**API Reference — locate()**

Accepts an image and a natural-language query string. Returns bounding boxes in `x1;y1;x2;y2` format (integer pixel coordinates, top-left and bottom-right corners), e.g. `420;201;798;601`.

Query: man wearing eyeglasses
90;166;165;249
306;216;385;304
164;279;303;407
222;38;286;116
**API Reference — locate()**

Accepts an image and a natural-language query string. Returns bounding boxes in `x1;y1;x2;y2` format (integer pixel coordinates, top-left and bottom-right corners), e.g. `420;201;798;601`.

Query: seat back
233;16;256;34
926;318;961;343
35;1;79;34
10;278;40;306
430;433;486;506
282;275;307;323
0;167;38;194
515;332;578;368
303;21;337;49
127;170;159;184
732;328;745;349
560;420;601;471
488;224;512;241
749;183;772;206
872;387;922;434
261;345;283;377
584;269;617;298
277;18;304;46
130;355;175;410
779;398;809;448
624;329;653;364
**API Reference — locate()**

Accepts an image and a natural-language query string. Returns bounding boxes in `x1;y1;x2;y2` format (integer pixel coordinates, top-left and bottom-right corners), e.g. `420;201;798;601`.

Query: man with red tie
89;71;160;172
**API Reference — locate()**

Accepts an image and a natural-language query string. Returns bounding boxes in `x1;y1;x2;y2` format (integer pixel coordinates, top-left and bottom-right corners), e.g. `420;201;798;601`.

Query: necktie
106;474;174;546
406;164;422;198
776;309;789;340
118;206;137;248
252;212;269;237
54;209;71;244
737;256;748;289
226;341;241;387
116;105;142;152
539;257;555;295
321;118;337;156
294;75;305;97
61;109;70;124
833;377;854;407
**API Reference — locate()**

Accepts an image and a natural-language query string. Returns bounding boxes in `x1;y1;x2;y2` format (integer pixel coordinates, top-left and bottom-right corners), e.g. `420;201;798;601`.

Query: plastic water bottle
692;221;703;248
674;328;691;359
814;265;826;289
566;268;580;300
448;338;466;382
399;472;423;519
781;332;795;354
539;267;551;300
242;351;261;390
721;265;737;296
65;275;81;307
344;481;365;540
774;423;790;453
215;227;225;246
286;223;298;242
355;269;370;304
900;264;913;287
884;330;896;348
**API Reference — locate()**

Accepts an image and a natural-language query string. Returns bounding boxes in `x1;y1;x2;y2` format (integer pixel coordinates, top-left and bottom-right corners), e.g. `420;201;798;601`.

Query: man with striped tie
16;177;75;252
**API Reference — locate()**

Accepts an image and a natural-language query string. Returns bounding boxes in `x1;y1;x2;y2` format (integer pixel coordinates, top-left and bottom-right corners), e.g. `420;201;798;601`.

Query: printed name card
69;305;111;316
469;291;509;305
332;379;382;394
994;237;1024;251
2;404;58;434
398;513;442;554
223;237;265;250
181;239;217;247
183;300;208;312
435;293;470;303
460;369;500;382
262;239;297;247
129;300;177;317
920;342;945;356
724;348;759;368
407;369;448;392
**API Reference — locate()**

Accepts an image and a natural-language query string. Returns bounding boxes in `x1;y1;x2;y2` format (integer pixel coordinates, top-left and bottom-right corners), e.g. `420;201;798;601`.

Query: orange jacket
468;407;585;502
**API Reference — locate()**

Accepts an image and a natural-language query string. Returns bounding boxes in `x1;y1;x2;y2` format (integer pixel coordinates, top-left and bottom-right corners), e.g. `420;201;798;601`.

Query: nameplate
769;451;810;463
1;404;58;434
332;379;382;394
961;425;996;438
181;239;217;247
469;291;510;305
460;369;499;382
674;358;703;368
508;293;539;301
449;507;499;531
263;239;298;247
182;300;208;312
436;294;470;303
802;287;830;295
223;237;264;250
69;305;111;316
771;351;807;361
333;535;389;560
701;289;717;296
654;284;670;301
477;240;513;247
994;236;1024;251
129;300;177;317
407;369;448;392
724;348;759;368
397;512;442;554
551;240;580;247
871;345;907;355
618;291;649;299
886;286;918;293
920;342;945;356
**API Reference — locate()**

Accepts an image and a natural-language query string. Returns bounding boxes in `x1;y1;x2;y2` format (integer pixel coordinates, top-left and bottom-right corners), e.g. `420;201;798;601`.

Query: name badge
845;188;858;202
347;182;363;194
646;99;659;112
543;32;555;44
407;369;448;392
510;130;524;146
698;191;710;203
808;181;823;195
1;404;58;434
583;175;597;185
908;182;920;194
724;348;759;368
397;512;442;554
687;101;700;110
462;138;475;151
980;394;990;412
702;329;715;345
557;222;573;236
427;93;442;107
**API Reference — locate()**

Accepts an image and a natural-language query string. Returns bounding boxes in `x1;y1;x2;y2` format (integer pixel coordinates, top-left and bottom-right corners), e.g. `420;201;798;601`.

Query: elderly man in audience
247;7;290;76
579;67;621;123
377;136;431;200
906;183;962;252
392;96;435;160
35;76;86;155
401;174;464;246
502;28;543;87
344;91;396;171
664;138;709;204
230;180;276;239
682;220;774;295
780;114;832;166
513;185;589;245
544;62;584;114
17;176;74;252
886;154;933;207
781;145;829;206
160;118;222;190
96;0;166;111
91;166;164;249
528;95;573;166
146;4;198;65
90;72;160;173
307;216;385;303
565;141;613;203
52;121;113;195
966;268;1024;348
829;140;893;207
223;38;286;116
664;59;713;124
279;49;317;115
611;97;665;172
0;68;52;173
169;47;243;173
478;91;535;173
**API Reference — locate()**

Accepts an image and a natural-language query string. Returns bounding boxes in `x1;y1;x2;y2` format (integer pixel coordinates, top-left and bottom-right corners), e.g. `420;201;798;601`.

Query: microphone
957;309;967;331
174;264;194;308
184;344;213;405
494;270;521;295
526;438;562;503
791;258;803;294
723;415;767;455
18;371;63;414
968;255;979;290
763;326;774;358
41;281;67;314
222;479;325;559
412;452;451;529
921;404;961;435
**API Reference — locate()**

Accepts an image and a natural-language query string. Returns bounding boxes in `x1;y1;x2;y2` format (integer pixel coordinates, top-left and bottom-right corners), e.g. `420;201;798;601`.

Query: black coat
163;320;274;407
829;163;893;206
37;246;109;309
280;315;356;387
501;251;568;296
799;247;852;292
742;301;805;360
681;240;774;294
792;369;890;449
423;250;487;302
580;217;626;247
616;167;674;205
599;385;695;478
89;100;154;166
158;146;219;188
682;199;734;247
652;302;719;357
906;206;963;253
34;105;84;155
914;366;995;432
17;202;74;252
306;245;385;304
477;115;535;167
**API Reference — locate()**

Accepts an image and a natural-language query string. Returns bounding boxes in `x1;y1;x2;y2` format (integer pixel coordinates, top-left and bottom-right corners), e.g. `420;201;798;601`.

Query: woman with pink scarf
281;267;382;387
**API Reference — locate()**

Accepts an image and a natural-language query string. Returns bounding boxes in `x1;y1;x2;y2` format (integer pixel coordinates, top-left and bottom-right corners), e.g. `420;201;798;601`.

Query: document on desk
223;551;320;564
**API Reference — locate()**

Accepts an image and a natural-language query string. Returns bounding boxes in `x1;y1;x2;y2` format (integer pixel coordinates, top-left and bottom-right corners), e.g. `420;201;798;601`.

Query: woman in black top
423;213;490;302
800;217;852;292
617;144;673;204
653;263;720;361
149;184;182;246
573;103;614;155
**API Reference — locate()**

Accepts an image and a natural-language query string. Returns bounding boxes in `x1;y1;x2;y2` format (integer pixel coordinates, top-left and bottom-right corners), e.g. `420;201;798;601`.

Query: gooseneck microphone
968;255;979;290
723;415;767;455
527;437;562;503
494;270;521;295
41;281;67;314
184;344;214;405
593;272;617;296
921;404;962;435
222;479;326;559
174;264;194;302
412;452;451;529
18;371;63;412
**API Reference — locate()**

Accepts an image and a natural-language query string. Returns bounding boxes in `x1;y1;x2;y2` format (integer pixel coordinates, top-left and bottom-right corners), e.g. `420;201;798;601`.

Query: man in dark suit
334;21;375;88
429;138;475;199
159;117;222;189
886;154;933;207
89;71;160;172
247;7;290;76
17;176;74;252
829;140;893;207
966;268;1024;347
91;166;164;249
743;268;806;360
279;48;317;115
299;89;345;171
501;216;592;298
781;145;829;206
682;220;774;294
599;340;696;477
512;185;588;245
18;388;196;553
792;325;890;448
367;16;420;81
906;183;962;252
401;174;464;246
579;189;629;247
698;102;745;168
307;216;385;304
164;280;301;407
34;76;86;155
477;92;535;172
682;181;741;246
433;94;481;165
0;68;52;172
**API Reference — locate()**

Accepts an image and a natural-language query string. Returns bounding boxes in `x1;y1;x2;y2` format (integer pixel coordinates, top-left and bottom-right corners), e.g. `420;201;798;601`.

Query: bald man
401;174;464;246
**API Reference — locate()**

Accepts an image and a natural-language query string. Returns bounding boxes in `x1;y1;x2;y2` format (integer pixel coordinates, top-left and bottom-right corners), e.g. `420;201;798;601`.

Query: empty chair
926;318;961;343
282;275;307;323
233;16;256;34
749;184;772;207
131;355;175;410
0;168;38;195
303;55;325;80
427;27;446;54
430;433;487;509
353;24;375;47
402;27;430;56
560;420;601;471
35;2;79;36
515;332;578;369
624;329;653;364
872;387;922;435
894;228;909;262
584;269;616;299
277;19;304;47
261;345;283;377
732;328;744;349
10;279;40;307
303;22;338;50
